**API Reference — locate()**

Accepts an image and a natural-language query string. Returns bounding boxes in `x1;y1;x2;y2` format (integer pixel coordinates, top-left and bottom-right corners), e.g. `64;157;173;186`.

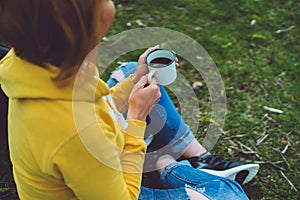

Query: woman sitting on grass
0;0;256;199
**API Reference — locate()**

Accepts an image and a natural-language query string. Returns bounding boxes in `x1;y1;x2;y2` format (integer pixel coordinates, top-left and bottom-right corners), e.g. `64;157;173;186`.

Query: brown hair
0;0;103;82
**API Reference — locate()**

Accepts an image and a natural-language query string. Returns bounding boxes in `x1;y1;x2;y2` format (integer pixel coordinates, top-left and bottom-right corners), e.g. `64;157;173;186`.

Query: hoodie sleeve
109;76;135;113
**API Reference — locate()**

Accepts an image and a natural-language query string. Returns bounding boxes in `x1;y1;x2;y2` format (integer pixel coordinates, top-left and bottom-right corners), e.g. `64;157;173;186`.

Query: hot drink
146;48;177;85
149;57;172;67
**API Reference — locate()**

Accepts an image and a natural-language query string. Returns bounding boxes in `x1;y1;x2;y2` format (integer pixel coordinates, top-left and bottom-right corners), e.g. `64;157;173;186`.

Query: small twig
281;144;289;154
252;161;266;164
218;127;227;135
263;106;283;114
268;162;286;171
249;140;259;155
236;141;257;154
228;140;259;156
279;171;298;193
224;134;246;139
286;131;292;137
272;147;291;168
256;134;268;146
229;146;257;155
275;25;296;34
280;153;291;169
270;161;285;164
228;139;238;147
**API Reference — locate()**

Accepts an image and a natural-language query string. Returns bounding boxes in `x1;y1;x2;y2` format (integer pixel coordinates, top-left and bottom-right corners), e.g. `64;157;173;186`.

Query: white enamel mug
145;49;177;86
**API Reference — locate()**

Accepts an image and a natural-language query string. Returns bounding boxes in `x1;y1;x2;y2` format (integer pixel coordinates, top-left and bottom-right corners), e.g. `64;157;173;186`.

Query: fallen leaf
252;33;266;39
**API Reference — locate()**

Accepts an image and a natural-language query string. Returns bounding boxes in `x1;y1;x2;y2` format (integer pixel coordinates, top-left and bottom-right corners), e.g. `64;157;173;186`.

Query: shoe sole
199;163;259;185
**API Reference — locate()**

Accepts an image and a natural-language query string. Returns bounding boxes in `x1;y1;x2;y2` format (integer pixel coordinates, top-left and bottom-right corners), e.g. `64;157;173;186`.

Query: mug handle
147;70;156;84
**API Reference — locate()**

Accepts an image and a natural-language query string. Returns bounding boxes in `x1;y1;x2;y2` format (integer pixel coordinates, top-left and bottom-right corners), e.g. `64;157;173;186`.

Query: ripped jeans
106;62;249;200
106;62;195;155
138;161;249;200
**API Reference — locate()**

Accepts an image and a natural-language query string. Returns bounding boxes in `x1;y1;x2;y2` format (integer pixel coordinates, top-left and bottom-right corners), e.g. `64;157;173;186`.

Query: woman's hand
131;45;180;84
131;45;159;84
127;76;161;121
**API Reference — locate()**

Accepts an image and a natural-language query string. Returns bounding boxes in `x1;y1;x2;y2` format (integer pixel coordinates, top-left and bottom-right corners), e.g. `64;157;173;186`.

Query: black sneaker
187;152;259;185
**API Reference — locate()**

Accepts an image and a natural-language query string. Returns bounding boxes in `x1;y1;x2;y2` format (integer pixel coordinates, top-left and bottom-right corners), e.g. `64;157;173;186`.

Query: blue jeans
106;62;195;156
138;161;248;200
106;62;249;200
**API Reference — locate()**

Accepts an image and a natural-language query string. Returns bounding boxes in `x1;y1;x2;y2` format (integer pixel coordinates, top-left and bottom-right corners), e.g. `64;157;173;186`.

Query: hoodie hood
0;49;109;101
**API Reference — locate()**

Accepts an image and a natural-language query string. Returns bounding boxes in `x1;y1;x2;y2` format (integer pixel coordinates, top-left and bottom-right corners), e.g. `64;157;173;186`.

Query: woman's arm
109;76;134;113
51;120;146;200
109;46;160;113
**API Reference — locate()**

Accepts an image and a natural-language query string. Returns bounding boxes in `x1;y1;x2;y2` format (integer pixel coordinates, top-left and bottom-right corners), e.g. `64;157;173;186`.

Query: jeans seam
170;171;201;185
169;130;195;154
166;165;217;186
162;164;183;185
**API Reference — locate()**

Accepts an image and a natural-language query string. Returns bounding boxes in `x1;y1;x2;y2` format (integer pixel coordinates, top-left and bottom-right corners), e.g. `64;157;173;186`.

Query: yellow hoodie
0;50;146;200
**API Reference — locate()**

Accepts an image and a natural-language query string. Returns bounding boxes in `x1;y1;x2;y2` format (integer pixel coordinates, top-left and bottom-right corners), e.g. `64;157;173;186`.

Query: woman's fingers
139;45;160;61
134;45;161;83
175;57;179;67
134;75;148;88
128;76;161;121
146;80;161;104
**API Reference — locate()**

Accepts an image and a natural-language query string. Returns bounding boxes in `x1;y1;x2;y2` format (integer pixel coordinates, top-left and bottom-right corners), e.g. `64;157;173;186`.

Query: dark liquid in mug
149;57;172;68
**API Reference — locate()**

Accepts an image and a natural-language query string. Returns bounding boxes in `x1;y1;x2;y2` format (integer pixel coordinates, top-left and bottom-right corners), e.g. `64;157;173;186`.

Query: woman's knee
112;62;137;79
106;62;138;87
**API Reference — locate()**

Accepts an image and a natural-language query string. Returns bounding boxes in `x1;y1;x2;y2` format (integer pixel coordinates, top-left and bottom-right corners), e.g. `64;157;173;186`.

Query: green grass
1;0;299;199
109;0;300;199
